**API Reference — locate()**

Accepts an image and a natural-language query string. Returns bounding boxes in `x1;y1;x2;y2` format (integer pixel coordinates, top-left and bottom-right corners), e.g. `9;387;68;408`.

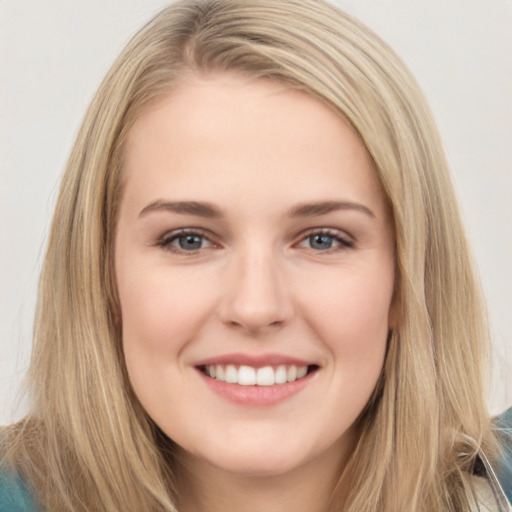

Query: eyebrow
287;200;375;219
138;199;375;219
139;200;222;219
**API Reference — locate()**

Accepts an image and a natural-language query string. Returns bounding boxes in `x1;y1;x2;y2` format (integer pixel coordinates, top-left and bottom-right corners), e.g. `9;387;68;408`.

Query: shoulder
473;476;510;512
493;407;512;504
469;408;512;512
0;465;41;512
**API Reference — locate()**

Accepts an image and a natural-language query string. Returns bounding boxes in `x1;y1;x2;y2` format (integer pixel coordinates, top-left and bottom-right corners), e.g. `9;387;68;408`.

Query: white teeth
287;365;297;382
238;365;256;385
203;364;311;386
225;364;237;383
297;366;308;379
256;366;275;386
275;365;287;384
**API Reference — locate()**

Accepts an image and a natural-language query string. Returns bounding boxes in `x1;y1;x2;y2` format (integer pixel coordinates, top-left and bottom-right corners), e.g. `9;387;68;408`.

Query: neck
175;438;354;512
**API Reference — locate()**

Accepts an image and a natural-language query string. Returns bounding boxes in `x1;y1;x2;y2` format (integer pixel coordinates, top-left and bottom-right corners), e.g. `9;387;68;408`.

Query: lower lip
197;369;316;406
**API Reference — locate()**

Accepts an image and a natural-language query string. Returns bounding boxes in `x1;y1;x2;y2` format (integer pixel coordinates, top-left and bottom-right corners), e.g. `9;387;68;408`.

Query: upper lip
194;352;316;368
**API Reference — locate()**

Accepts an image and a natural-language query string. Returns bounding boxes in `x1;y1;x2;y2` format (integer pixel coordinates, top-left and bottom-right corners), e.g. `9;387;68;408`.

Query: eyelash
298;228;354;252
156;228;214;254
156;228;354;255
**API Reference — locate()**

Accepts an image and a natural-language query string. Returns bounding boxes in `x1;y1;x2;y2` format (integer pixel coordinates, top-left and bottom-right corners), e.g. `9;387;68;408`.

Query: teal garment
0;408;510;511
494;407;512;503
0;468;39;512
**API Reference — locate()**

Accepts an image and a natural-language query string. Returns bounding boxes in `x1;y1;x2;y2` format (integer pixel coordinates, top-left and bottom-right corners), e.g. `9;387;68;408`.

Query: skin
115;74;396;512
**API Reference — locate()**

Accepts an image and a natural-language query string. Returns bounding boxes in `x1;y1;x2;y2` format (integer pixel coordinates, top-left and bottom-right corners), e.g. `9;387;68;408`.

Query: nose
217;247;294;335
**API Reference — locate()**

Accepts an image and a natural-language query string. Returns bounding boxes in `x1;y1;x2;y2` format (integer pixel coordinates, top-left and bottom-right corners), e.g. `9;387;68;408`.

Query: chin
210;450;305;478
181;437;310;478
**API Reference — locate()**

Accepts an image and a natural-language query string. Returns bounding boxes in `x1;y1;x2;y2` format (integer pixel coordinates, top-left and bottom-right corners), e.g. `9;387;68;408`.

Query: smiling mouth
198;364;319;386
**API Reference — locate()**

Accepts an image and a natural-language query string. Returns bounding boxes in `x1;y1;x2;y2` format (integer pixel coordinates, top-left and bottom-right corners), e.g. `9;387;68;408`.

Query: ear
110;300;122;330
387;284;400;330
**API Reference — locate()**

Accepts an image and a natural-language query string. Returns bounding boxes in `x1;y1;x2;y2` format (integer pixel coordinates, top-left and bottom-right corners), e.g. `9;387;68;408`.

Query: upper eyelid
160;227;210;240
157;226;351;238
156;228;216;249
156;227;354;250
296;227;354;243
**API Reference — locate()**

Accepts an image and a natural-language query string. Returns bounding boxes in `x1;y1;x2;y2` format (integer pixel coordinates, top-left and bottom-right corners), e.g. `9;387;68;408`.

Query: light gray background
1;0;511;424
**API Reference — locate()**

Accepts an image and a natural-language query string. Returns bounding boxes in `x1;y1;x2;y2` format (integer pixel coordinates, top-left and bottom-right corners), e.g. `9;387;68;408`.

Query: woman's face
115;74;396;479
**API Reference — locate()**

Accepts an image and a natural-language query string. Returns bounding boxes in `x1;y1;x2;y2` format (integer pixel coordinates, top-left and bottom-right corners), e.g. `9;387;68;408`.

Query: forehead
121;74;388;219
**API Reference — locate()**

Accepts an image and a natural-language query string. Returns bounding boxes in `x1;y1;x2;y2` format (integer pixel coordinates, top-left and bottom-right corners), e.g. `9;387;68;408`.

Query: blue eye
298;230;353;252
176;234;204;250
158;230;213;253
309;234;336;250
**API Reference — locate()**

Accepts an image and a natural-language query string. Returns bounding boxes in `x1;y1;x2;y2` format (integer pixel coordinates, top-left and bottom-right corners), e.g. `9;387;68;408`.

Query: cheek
287;266;393;443
117;267;218;423
117;266;217;359
299;265;393;362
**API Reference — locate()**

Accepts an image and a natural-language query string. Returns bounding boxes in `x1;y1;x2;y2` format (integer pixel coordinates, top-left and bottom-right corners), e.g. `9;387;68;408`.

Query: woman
1;0;510;510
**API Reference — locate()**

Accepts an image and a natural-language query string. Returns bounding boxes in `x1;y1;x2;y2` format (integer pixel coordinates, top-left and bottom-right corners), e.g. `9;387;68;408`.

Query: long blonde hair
2;1;494;510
